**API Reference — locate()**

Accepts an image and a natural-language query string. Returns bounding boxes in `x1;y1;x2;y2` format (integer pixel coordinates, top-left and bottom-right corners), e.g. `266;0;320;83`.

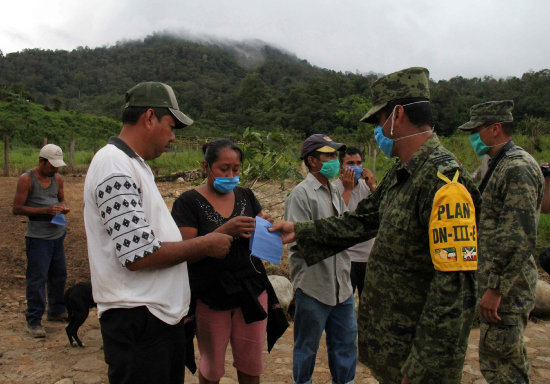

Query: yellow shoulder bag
429;170;477;271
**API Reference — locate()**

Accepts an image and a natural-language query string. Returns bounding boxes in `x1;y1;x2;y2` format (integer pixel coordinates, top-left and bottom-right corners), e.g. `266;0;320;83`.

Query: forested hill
0;33;549;140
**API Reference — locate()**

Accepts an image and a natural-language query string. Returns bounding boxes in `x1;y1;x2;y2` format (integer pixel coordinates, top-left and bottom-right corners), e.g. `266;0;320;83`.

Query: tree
52;97;63;112
517;115;549;152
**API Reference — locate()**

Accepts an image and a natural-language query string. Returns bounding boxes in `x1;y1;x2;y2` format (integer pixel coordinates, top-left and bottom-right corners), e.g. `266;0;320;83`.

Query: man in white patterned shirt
84;82;232;384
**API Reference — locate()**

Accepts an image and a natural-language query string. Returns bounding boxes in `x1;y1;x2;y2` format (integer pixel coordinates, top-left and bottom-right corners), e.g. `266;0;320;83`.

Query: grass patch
147;149;204;175
2;134;550;244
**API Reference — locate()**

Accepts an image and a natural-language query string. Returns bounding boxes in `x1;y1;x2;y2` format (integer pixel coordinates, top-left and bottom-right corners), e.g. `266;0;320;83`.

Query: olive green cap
124;82;193;128
458;100;514;131
360;67;430;124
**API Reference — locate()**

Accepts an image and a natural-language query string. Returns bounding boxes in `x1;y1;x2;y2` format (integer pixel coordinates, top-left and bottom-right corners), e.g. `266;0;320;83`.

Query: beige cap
39;144;66;167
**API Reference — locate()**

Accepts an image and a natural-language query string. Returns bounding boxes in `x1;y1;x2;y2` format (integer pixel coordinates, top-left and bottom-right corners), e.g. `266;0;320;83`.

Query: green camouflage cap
458;100;514;131
360;67;430;124
124;82;193;128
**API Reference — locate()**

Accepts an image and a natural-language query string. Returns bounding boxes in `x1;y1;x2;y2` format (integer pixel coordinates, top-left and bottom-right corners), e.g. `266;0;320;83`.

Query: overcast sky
1;0;548;81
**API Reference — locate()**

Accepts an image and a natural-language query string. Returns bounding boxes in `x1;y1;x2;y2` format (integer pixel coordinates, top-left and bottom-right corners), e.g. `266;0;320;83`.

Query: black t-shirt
171;186;268;312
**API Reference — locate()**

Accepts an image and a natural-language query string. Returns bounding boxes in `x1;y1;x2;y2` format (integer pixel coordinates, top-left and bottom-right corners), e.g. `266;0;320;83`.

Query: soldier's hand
202;232;233;259
479;288;502;323
269;221;295;243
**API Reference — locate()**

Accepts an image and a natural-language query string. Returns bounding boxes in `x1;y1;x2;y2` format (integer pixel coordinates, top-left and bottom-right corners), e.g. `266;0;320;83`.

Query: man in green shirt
272;67;481;384
458;101;543;383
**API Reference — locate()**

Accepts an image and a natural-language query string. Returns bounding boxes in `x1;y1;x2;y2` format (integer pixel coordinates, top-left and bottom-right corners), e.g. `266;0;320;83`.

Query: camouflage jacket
478;142;543;313
295;135;481;384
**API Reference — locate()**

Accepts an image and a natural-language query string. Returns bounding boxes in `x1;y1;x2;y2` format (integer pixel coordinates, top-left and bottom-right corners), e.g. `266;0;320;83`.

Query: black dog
64;282;96;347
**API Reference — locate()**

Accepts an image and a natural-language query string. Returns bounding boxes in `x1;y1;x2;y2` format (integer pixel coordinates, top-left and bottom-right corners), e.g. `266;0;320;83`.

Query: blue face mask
319;159;340;179
345;166;363;182
374;100;432;158
374;125;394;158
468;132;490;157
213;176;239;193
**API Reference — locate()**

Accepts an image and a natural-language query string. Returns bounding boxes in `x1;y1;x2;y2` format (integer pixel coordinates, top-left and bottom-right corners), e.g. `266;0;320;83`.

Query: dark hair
339;146;364;163
202;138;243;166
486;121;514;136
304;151;321;170
501;122;514;136
485;121;514;136
121;107;172;125
381;97;433;128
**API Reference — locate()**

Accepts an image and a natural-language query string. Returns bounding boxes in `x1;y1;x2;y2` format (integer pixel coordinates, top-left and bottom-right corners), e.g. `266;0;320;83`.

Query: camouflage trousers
479;312;530;384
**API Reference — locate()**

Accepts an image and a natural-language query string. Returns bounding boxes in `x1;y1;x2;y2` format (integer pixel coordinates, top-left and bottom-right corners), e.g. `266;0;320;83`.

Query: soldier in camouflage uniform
458;101;543;384
272;67;481;384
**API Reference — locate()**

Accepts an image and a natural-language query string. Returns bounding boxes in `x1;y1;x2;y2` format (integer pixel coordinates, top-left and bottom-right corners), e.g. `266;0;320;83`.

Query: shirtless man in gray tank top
12;144;70;338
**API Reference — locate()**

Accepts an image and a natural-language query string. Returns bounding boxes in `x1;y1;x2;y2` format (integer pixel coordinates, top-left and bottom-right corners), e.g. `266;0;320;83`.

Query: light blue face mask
213;176;239;193
468;132;491;157
468;123;509;157
374;125;394;158
345;166;363;182
373;100;433;158
320;159;340;179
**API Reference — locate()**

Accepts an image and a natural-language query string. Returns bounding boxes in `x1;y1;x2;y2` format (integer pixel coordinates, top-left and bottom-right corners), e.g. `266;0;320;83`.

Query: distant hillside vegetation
0;33;549;144
0;87;119;148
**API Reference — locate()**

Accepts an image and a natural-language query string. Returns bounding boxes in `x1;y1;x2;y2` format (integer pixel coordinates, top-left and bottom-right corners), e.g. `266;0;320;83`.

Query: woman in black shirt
172;139;273;384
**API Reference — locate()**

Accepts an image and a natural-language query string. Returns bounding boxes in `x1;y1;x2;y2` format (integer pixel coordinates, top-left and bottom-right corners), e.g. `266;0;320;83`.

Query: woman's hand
258;212;274;224
216;216;256;238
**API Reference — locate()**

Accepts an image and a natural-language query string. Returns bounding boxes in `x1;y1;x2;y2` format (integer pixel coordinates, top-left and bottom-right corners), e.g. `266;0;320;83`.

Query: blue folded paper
50;213;67;226
249;216;283;265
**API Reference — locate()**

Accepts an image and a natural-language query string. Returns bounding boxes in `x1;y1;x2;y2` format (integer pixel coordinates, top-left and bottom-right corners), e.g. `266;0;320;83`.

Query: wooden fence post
42;137;48;147
3;136;8;177
69;139;75;170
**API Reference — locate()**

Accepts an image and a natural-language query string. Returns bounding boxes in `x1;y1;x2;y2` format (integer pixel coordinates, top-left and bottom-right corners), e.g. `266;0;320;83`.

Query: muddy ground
0;176;549;384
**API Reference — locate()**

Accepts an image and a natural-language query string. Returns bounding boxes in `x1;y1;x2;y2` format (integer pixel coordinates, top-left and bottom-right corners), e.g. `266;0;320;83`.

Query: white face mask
385;100;433;141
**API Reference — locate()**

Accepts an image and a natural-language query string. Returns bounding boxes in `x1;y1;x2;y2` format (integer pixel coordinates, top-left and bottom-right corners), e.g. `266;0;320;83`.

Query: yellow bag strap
437;170;459;185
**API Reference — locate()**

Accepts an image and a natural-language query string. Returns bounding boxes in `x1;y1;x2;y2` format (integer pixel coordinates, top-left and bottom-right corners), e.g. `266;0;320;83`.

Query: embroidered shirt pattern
94;173;161;266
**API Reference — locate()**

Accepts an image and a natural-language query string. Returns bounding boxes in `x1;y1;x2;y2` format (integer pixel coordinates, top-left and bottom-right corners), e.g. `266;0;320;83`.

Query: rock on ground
533;280;550;318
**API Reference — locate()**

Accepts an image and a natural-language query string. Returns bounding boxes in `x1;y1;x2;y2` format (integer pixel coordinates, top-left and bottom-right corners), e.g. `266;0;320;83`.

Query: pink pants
196;290;268;381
